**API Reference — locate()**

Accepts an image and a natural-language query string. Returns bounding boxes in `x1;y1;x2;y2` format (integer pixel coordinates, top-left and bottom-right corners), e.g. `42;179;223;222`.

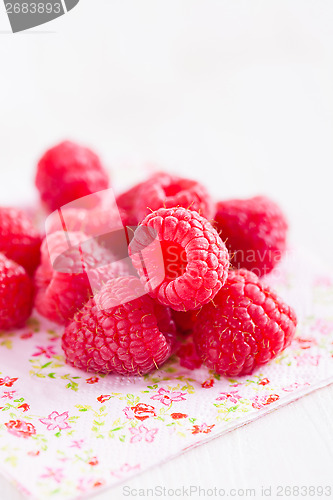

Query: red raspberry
0;254;33;330
135;172;215;221
34;231;118;325
129;207;229;311
177;341;202;370
172;310;198;337
35;141;109;212
62;276;177;375
0;207;41;276
116;181;146;225
214;196;288;277
46;206;130;235
193;268;297;376
153;302;179;354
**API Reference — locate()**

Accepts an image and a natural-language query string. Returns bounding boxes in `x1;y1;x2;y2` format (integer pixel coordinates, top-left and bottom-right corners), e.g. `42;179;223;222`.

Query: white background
0;1;333;499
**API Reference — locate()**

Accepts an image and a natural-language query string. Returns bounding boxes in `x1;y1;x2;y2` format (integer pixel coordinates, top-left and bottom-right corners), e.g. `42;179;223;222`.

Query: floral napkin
0;247;332;500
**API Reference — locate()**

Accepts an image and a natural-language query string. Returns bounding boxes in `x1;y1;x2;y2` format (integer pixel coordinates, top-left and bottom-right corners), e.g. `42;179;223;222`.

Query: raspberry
193;268;297;376
34;231;118;325
35;141;109;212
116;181;146;225
172;310;198;337
214;196;288;277
177;341;202;370
0;207;41;275
62;276;177;375
129;207;229;311
153;302;179;354
46;205;130;236
135;172;215;221
0;254;33;330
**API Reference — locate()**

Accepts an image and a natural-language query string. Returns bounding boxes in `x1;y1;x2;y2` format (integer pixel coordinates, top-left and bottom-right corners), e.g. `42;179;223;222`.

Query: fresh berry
0;254;33;330
129;207;229;311
35;141;109;212
46;205;130;236
214;196;288;277
34;231;118;325
0;207;41;275
116;180;146;225
193;268;297;376
153;302;179;354
62;276;177;375
177;341;202;370
135;172;214;221
45;200;135;281
172;310;198;337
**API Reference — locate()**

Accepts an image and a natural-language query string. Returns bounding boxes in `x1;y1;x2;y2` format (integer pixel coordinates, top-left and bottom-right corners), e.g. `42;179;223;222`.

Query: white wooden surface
0;1;333;498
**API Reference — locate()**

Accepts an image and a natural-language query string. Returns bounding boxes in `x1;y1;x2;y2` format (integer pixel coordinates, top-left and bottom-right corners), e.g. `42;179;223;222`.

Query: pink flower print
77;478;95;492
70;439;84;449
77;478;105;491
93;480;105;489
39;411;71;431
5;420;36;438
97;394;111;403
123;407;135;420
120;463;140;474
40;467;64;483
2;391;16;399
111;463;140;478
86;377;99;384
27;450;40;457
32;346;56;359
192;423;215;435
129;425;158;443
296;354;320;367
252;397;263;410
310;319;333;336
216;391;241;404
258;378;270;386
201;379;214;389
88;457;99;466
171;413;188;420
252;394;280;409
282;382;310;392
18;403;30;412
294;337;316;350
130;403;156;421
0;377;18;387
150;388;187;406
264;394;279;405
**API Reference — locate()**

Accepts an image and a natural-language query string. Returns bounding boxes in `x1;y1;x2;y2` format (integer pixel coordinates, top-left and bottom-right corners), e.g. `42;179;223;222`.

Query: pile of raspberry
0;140;297;377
